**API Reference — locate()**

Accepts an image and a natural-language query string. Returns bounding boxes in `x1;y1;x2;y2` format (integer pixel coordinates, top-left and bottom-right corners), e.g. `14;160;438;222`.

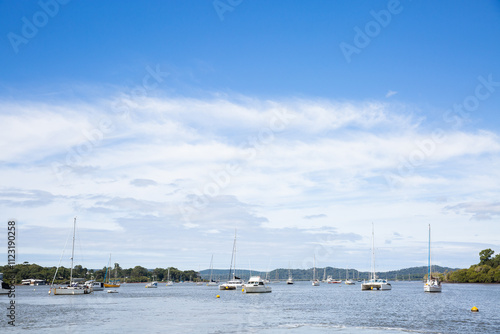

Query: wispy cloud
304;214;327;220
385;90;398;98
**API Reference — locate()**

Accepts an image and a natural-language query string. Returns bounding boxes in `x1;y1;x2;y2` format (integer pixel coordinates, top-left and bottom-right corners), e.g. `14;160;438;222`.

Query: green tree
479;248;494;266
131;266;148;278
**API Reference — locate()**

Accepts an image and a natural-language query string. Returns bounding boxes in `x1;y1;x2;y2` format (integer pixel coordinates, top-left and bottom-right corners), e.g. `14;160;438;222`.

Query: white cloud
1;94;499;270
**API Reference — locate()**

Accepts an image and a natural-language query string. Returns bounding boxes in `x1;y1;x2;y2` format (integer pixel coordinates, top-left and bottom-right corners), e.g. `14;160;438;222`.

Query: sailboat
286;263;294;284
424;224;442;292
166;267;174;286
312;256;320;286
271;270;280;283
361;223;391;291
207;255;218;286
219;231;244;290
51;218;92;295
345;268;355;285
104;254;121;288
145;275;158;288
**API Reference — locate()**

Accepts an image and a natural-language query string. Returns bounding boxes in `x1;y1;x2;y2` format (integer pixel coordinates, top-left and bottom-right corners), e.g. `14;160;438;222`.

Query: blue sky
0;0;499;272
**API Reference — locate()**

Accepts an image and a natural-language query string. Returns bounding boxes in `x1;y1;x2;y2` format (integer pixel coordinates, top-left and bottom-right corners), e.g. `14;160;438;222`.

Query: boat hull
53;287;92;295
219;279;244;290
219;283;243;290
424;284;442;292
361;281;392;291
244;286;272;293
244;276;272;293
104;283;120;288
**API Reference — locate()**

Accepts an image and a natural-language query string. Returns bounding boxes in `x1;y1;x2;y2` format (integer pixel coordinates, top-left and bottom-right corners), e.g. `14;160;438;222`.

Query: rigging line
74;222;88;272
50;223;73;287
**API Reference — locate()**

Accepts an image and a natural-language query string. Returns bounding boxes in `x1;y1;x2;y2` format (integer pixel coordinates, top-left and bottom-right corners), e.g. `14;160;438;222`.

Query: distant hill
199;265;460;281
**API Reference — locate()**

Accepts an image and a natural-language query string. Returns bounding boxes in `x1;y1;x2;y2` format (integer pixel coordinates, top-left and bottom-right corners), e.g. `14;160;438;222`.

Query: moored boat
361;223;392;291
424;224;442;293
103;254;121;288
312;256;320;286
244;276;272;293
51;218;93;295
85;280;104;291
0;273;11;295
326;276;342;284
219;231;245;290
145;281;158;288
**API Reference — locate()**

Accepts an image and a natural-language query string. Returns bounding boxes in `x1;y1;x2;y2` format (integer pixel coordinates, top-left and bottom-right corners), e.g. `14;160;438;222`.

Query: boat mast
233;231;237;280
69;217;76;286
371;223;375;280
209;254;214;282
313;256;316;280
228;230;237;281
428;224;431;281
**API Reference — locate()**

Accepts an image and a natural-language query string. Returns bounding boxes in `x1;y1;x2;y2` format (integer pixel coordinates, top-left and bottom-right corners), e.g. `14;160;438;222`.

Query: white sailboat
145;275;158;288
166;268;174;286
51;218;92;295
207;255;218;286
361;223;391;291
424;224;442;293
312;256;320;286
219;231;244;290
345;268;355;285
286;264;294;284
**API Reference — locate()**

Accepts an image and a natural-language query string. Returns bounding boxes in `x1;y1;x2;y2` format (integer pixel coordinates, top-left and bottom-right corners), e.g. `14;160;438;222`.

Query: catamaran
51;218;93;295
424;224;442;293
361;223;392;291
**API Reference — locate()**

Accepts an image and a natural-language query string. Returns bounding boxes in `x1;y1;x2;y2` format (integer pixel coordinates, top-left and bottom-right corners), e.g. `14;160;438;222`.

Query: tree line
0;262;200;284
443;249;500;283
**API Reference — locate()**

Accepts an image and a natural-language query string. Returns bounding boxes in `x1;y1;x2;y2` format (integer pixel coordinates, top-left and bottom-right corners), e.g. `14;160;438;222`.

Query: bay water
2;281;499;333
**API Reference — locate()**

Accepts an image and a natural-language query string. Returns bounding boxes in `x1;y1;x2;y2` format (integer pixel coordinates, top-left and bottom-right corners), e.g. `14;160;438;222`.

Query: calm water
2;281;499;333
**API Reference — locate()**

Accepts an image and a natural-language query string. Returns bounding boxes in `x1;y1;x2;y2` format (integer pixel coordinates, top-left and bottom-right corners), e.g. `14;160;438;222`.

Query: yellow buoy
216;295;220;298
225;286;228;289
471;306;479;312
242;288;245;292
